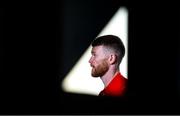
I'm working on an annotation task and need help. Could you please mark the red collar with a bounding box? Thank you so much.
[99,72,127,96]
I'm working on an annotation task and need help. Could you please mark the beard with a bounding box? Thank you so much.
[91,60,109,77]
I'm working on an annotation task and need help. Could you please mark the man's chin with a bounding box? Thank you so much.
[91,73,99,77]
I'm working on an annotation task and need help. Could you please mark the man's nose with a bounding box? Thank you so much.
[89,57,92,64]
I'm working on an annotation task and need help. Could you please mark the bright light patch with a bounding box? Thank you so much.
[61,7,128,96]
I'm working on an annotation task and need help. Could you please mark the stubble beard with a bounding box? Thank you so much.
[91,60,109,77]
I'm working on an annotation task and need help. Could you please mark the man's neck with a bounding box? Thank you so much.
[100,68,119,87]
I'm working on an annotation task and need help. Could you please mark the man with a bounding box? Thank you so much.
[89,35,127,97]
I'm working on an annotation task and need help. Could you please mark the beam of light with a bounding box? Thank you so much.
[61,7,128,96]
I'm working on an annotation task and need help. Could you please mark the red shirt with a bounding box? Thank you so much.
[99,72,127,97]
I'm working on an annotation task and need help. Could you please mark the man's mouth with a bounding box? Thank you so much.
[90,64,94,67]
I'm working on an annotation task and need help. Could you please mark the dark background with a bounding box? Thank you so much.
[2,0,180,114]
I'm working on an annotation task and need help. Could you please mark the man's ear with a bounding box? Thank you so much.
[109,54,117,65]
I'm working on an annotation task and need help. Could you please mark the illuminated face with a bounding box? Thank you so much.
[89,45,109,77]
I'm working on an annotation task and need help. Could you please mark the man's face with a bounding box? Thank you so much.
[89,45,109,77]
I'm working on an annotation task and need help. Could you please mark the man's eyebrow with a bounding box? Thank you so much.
[91,51,95,54]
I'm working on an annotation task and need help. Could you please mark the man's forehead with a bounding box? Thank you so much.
[92,45,104,52]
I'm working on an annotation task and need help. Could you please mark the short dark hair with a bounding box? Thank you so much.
[91,35,125,64]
